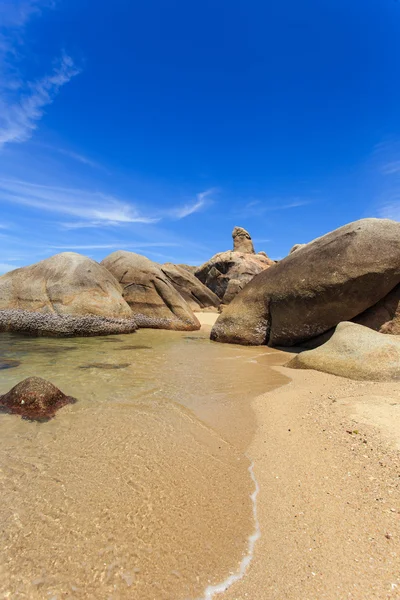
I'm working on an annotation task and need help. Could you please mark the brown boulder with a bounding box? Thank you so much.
[0,377,76,420]
[195,251,273,305]
[0,309,137,337]
[354,284,400,335]
[232,226,255,253]
[0,253,132,319]
[101,251,200,331]
[287,322,400,381]
[161,263,220,312]
[211,219,400,346]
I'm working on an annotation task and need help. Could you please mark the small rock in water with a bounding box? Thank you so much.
[0,377,76,420]
[78,363,131,370]
[0,358,21,370]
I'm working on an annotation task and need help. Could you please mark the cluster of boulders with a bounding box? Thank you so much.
[211,218,400,381]
[195,226,274,305]
[0,225,272,337]
[0,218,399,395]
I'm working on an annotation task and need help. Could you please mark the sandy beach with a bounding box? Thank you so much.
[221,366,400,600]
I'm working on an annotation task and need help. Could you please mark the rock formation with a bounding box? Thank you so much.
[0,377,76,420]
[289,243,306,254]
[353,284,400,335]
[0,252,132,319]
[287,322,400,381]
[195,227,274,305]
[101,251,200,331]
[161,263,220,312]
[232,226,255,253]
[211,218,400,346]
[0,310,137,337]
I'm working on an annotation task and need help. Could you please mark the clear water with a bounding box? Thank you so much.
[0,326,288,599]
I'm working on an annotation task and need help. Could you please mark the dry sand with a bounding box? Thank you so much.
[221,367,400,600]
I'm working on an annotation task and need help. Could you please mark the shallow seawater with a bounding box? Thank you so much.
[0,326,289,599]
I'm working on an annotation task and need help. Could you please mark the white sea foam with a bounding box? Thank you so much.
[197,460,261,600]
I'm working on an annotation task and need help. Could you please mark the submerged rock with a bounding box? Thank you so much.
[0,377,76,420]
[0,309,137,337]
[287,322,400,381]
[78,363,131,369]
[0,358,21,370]
[211,218,400,346]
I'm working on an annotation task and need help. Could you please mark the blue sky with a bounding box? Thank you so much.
[0,0,399,274]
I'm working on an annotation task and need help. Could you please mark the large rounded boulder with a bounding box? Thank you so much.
[0,253,136,336]
[0,252,132,318]
[211,219,400,346]
[101,251,200,330]
[287,322,400,381]
[161,263,220,312]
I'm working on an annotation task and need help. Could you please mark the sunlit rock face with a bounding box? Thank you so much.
[0,253,133,319]
[101,251,201,331]
[211,218,400,346]
[195,227,274,306]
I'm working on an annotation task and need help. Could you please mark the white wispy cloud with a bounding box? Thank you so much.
[240,198,312,218]
[376,197,400,221]
[170,189,215,219]
[0,1,79,148]
[54,148,101,169]
[0,178,159,225]
[0,262,19,274]
[0,54,80,147]
[381,161,400,176]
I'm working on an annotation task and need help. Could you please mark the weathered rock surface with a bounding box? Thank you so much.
[101,251,200,330]
[232,226,255,254]
[289,243,306,254]
[161,263,220,312]
[176,264,197,274]
[287,322,400,381]
[0,309,137,337]
[0,253,132,319]
[211,219,400,346]
[195,251,273,305]
[0,377,76,420]
[354,284,400,335]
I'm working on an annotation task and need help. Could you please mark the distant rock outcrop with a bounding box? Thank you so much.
[0,252,132,319]
[287,322,400,381]
[211,219,400,346]
[0,377,76,420]
[195,226,274,305]
[232,226,255,254]
[101,251,200,331]
[161,263,220,312]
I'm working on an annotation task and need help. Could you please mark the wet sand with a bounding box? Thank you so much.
[0,316,288,600]
[221,367,400,600]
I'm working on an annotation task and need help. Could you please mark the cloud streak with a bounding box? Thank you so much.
[0,54,80,147]
[169,188,215,219]
[0,178,159,225]
[0,2,79,148]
